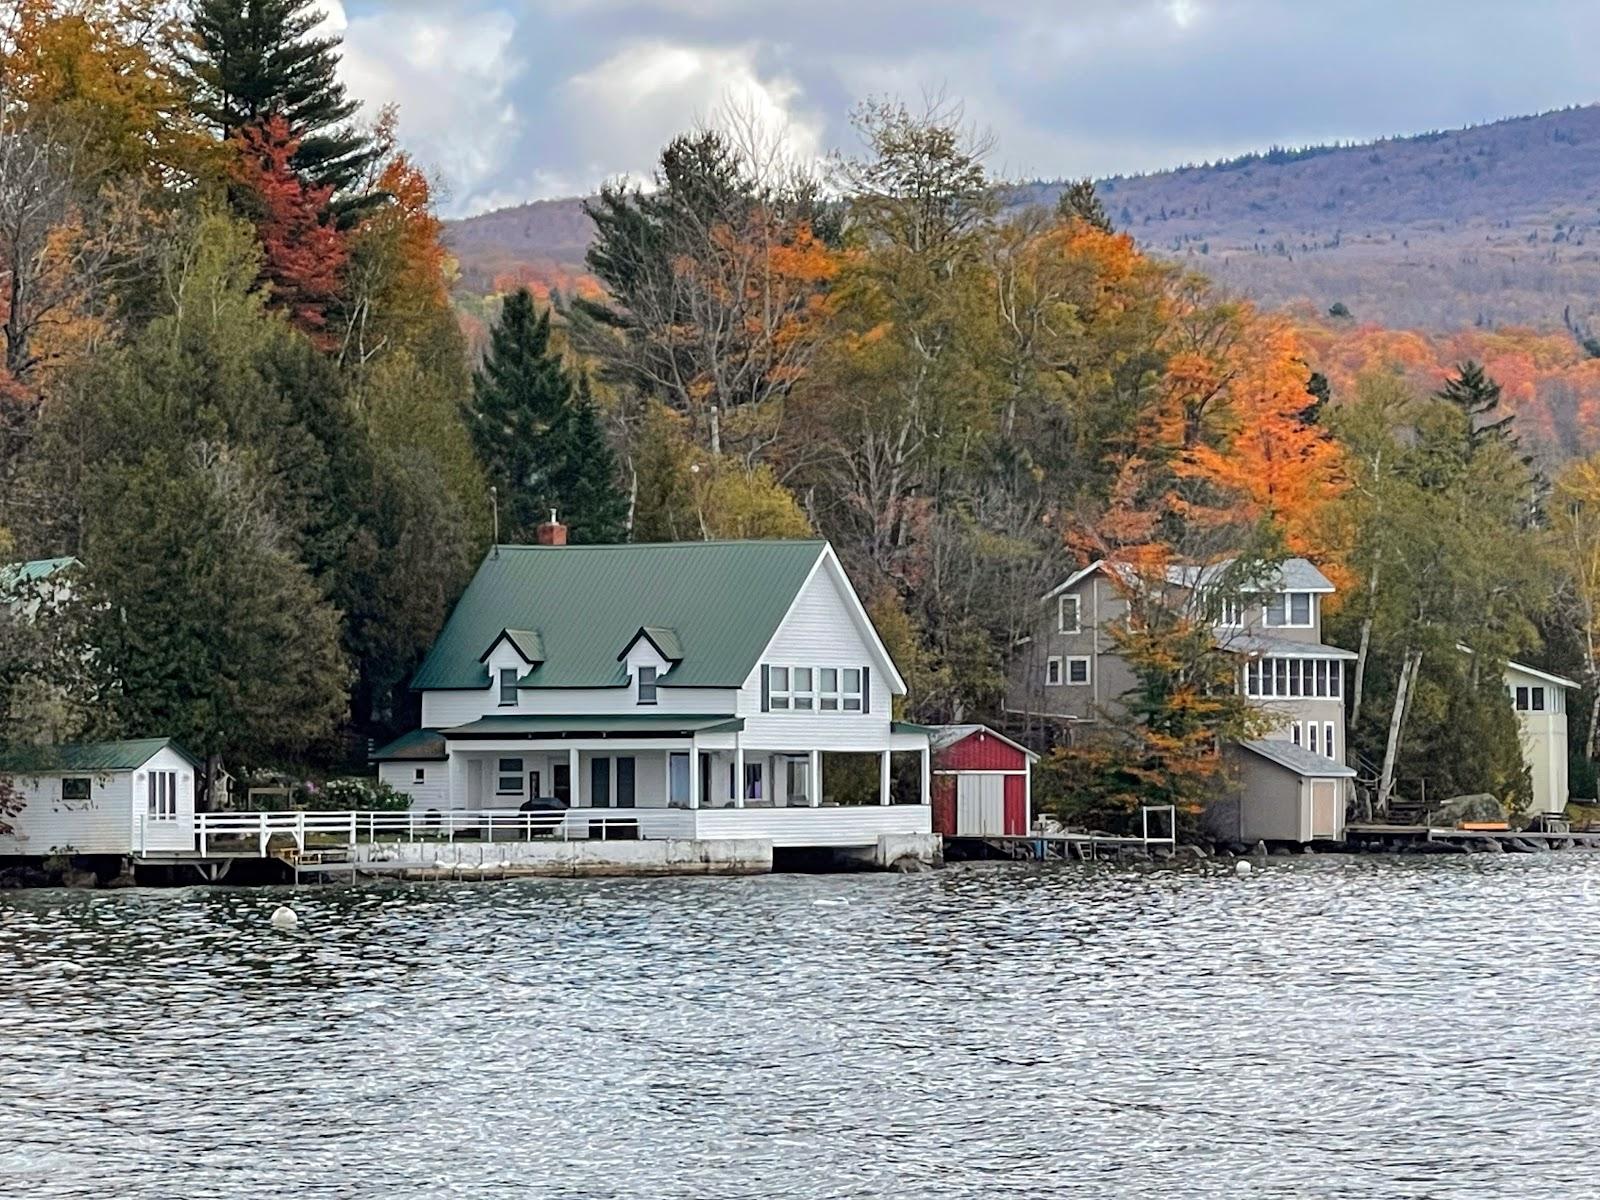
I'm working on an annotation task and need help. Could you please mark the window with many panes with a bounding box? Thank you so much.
[496,757,524,795]
[1245,657,1343,700]
[1264,591,1314,628]
[768,665,864,712]
[1217,596,1244,628]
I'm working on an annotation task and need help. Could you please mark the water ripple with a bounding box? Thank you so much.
[2,855,1599,1198]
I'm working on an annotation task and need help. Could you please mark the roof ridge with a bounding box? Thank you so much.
[491,539,827,551]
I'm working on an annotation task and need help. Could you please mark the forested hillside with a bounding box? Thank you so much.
[448,105,1600,334]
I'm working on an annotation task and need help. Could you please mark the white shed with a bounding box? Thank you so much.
[1505,660,1576,817]
[0,738,200,857]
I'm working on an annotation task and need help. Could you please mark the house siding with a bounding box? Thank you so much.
[0,746,195,856]
[1006,573,1135,726]
[737,560,895,752]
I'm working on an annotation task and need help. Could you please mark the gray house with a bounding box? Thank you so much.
[1007,557,1356,843]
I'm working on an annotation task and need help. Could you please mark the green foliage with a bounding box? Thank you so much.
[545,378,629,544]
[1056,178,1113,232]
[1436,360,1514,450]
[467,289,571,539]
[79,445,350,765]
[179,0,379,205]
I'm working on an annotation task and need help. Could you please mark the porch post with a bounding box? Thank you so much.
[689,737,700,809]
[879,749,892,806]
[448,747,468,809]
[568,745,580,807]
[808,748,821,808]
[733,736,745,808]
[919,743,931,805]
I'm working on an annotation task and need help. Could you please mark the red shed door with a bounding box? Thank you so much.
[931,776,957,836]
[1003,775,1027,836]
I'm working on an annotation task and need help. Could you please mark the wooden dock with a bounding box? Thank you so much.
[948,805,1178,863]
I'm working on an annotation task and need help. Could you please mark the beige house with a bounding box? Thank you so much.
[1007,557,1356,843]
[1504,659,1575,816]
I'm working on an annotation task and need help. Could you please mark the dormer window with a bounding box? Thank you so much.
[1264,592,1313,628]
[498,668,518,706]
[638,665,658,705]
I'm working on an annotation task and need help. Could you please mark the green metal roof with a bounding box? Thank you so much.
[412,541,827,691]
[443,714,743,738]
[619,625,683,663]
[480,628,545,664]
[0,556,78,593]
[0,737,198,774]
[370,728,449,761]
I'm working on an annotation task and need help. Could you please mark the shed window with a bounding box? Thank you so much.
[498,667,518,706]
[1514,686,1529,711]
[638,665,657,705]
[147,771,177,820]
[496,757,524,795]
[62,777,91,802]
[1531,686,1546,712]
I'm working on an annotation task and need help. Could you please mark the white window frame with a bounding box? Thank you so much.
[1058,594,1081,634]
[413,767,426,785]
[767,664,865,713]
[1066,656,1091,685]
[1217,596,1243,628]
[498,667,518,707]
[1264,591,1315,629]
[1046,656,1063,687]
[637,665,658,705]
[496,757,525,796]
[147,771,178,821]
[1323,722,1337,760]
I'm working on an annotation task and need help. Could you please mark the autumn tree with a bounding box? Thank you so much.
[573,127,838,459]
[231,114,347,343]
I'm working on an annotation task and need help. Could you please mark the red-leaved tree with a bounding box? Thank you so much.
[231,114,347,345]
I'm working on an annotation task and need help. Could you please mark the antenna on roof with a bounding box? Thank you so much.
[490,486,500,558]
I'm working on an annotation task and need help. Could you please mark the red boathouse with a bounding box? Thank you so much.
[928,725,1036,838]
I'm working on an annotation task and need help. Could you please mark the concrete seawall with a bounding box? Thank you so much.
[347,837,773,879]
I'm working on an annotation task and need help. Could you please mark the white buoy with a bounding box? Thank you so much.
[1234,860,1253,877]
[269,904,299,929]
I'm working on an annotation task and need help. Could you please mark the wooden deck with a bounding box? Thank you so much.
[1345,823,1600,848]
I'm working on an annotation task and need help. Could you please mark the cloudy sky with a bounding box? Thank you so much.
[321,0,1600,218]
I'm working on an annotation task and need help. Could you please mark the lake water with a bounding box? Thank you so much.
[2,855,1598,1199]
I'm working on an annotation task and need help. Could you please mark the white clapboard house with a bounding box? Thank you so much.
[372,526,934,849]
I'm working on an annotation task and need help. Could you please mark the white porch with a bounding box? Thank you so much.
[422,727,932,849]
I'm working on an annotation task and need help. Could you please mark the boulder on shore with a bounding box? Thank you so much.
[1427,793,1505,827]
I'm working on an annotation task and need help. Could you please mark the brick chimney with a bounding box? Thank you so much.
[536,509,568,547]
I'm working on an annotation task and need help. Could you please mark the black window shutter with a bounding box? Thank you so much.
[761,664,771,712]
[862,666,871,714]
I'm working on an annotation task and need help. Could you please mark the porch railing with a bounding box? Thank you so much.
[153,809,660,858]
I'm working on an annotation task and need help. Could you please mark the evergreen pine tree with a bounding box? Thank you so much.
[1056,178,1113,233]
[179,0,379,205]
[467,289,571,540]
[547,377,628,544]
[1437,360,1514,450]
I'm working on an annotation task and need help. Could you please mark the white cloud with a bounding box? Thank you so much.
[315,0,525,216]
[560,41,826,190]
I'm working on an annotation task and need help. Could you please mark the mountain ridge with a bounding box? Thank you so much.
[445,103,1600,332]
